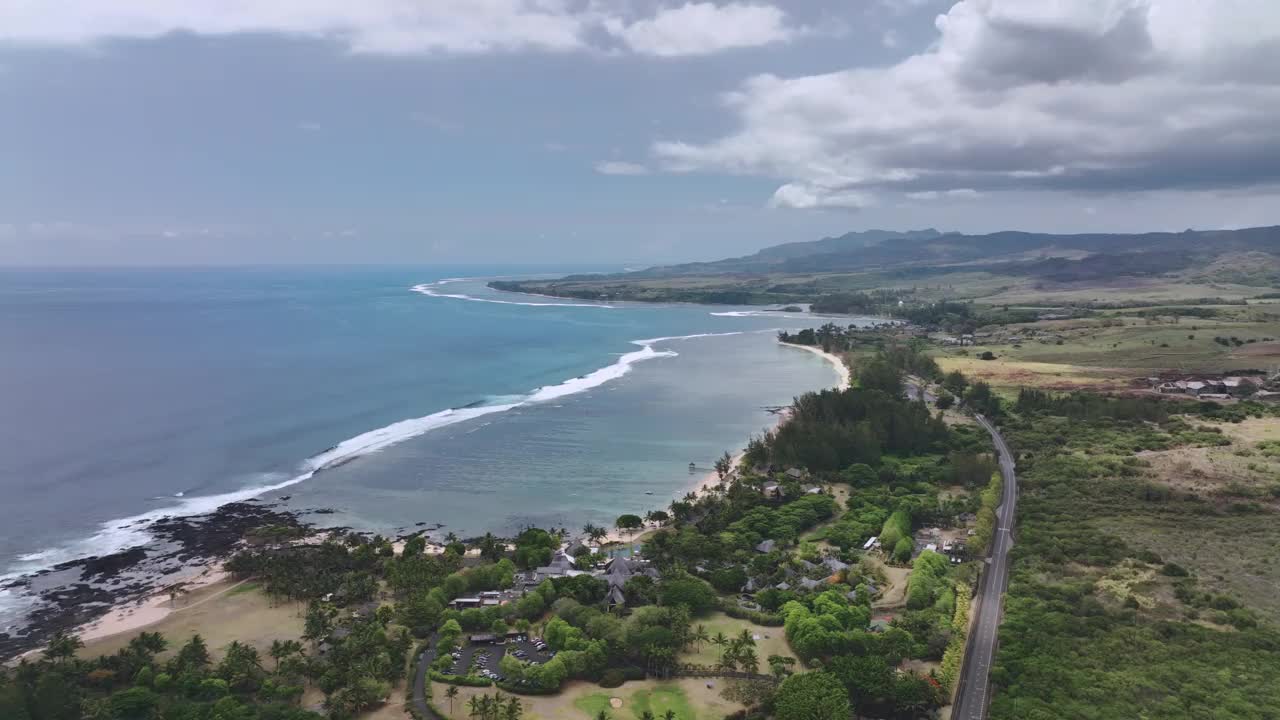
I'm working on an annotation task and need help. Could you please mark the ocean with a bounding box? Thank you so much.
[0,266,861,632]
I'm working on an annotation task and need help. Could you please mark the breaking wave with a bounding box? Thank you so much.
[1,338,678,587]
[411,279,614,308]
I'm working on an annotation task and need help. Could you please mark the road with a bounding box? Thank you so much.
[951,413,1018,720]
[411,634,442,720]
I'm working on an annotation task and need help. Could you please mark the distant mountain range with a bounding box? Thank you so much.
[597,225,1280,280]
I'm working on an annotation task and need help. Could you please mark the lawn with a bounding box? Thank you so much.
[81,580,305,661]
[678,612,796,671]
[432,679,743,720]
[940,316,1280,374]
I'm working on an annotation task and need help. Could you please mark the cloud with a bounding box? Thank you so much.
[603,2,799,57]
[0,1,798,56]
[652,0,1280,208]
[595,160,650,176]
[906,188,982,200]
[769,183,874,210]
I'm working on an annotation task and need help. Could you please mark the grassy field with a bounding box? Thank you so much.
[938,314,1280,375]
[678,612,796,670]
[1114,416,1280,623]
[431,679,743,720]
[935,355,1127,392]
[80,581,305,661]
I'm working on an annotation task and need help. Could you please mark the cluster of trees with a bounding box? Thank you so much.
[0,631,323,720]
[457,692,523,720]
[778,590,944,717]
[878,510,915,564]
[727,494,838,547]
[991,388,1280,718]
[748,385,948,472]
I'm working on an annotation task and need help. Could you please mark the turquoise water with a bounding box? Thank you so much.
[0,267,859,625]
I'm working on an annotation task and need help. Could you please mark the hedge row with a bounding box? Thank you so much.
[429,671,492,687]
[720,602,784,626]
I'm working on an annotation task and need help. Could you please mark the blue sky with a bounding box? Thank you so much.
[3,1,1280,265]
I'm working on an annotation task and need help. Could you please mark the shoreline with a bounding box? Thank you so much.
[6,334,853,656]
[779,341,852,391]
[599,340,849,548]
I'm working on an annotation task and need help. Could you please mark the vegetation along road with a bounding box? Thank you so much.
[952,414,1018,720]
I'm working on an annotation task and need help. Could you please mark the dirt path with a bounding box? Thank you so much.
[869,558,911,609]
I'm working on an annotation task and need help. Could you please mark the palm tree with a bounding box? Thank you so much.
[692,624,709,651]
[711,631,728,662]
[445,685,460,715]
[42,630,83,664]
[640,712,656,720]
[467,695,482,719]
[595,712,611,720]
[663,712,677,720]
[503,696,523,720]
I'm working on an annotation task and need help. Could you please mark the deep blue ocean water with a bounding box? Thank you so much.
[0,266,858,627]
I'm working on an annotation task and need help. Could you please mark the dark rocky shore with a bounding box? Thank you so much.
[0,501,315,661]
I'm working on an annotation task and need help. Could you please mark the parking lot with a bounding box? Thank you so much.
[441,635,555,682]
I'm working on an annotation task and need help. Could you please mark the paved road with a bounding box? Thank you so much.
[411,634,442,720]
[951,413,1018,720]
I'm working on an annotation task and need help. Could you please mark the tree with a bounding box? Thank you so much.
[714,451,734,480]
[106,686,159,720]
[216,641,263,693]
[657,574,716,614]
[774,672,853,720]
[768,654,797,680]
[303,601,337,647]
[841,463,877,487]
[692,624,710,651]
[942,370,968,396]
[445,686,460,714]
[269,639,303,671]
[173,634,211,673]
[615,514,643,537]
[42,630,83,664]
[645,510,670,525]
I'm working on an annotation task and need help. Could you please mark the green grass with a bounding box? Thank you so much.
[573,686,697,720]
[226,581,260,596]
[572,692,615,719]
[630,685,696,720]
[678,613,795,670]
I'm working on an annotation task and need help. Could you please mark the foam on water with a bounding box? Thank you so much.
[411,279,615,308]
[2,335,680,586]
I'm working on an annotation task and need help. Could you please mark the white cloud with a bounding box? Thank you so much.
[907,188,982,200]
[0,1,798,56]
[595,160,651,175]
[603,2,799,57]
[653,0,1280,208]
[769,183,874,210]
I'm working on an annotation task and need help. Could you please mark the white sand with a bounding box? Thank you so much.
[76,562,232,643]
[779,342,852,390]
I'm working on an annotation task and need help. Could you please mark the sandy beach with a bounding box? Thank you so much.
[780,342,852,391]
[598,342,849,547]
[75,561,232,643]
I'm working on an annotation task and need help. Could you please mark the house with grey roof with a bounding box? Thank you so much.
[822,557,849,573]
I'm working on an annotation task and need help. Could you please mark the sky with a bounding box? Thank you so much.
[2,0,1280,266]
